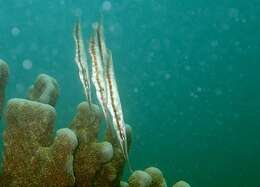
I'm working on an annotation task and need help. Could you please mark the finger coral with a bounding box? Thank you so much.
[69,102,114,186]
[128,170,152,187]
[145,167,167,187]
[28,73,59,106]
[2,99,77,186]
[125,167,167,187]
[0,64,191,187]
[172,180,191,187]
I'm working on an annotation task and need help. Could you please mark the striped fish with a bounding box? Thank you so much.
[89,22,132,171]
[105,51,131,169]
[73,20,92,106]
[88,23,110,126]
[96,22,108,68]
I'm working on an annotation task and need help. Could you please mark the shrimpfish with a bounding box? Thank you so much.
[73,20,92,106]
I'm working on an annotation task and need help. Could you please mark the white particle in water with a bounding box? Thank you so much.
[102,1,112,11]
[29,43,39,51]
[11,27,20,36]
[185,65,191,71]
[22,59,33,70]
[234,41,240,46]
[241,18,247,23]
[211,40,219,47]
[109,24,115,32]
[221,23,230,31]
[228,8,239,19]
[74,8,82,16]
[59,0,65,5]
[133,88,139,93]
[190,92,198,99]
[215,88,223,96]
[149,81,155,87]
[164,73,171,80]
[15,83,25,94]
[196,87,202,92]
[151,38,160,50]
[91,22,98,29]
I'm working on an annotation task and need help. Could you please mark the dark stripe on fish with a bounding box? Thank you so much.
[89,34,107,109]
[74,21,91,105]
[106,53,125,141]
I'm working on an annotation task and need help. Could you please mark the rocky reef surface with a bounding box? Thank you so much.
[0,61,191,187]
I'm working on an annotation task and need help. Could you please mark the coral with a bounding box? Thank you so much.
[125,167,167,187]
[0,71,191,187]
[69,101,132,187]
[120,181,129,187]
[128,170,152,187]
[172,180,191,187]
[69,102,112,186]
[28,73,59,106]
[145,167,167,187]
[93,123,132,187]
[2,99,77,186]
[0,59,9,117]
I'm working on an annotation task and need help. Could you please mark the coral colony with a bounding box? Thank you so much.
[0,20,190,187]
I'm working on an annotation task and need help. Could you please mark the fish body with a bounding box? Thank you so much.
[89,22,132,171]
[88,23,110,124]
[96,23,108,67]
[105,51,130,166]
[73,20,92,106]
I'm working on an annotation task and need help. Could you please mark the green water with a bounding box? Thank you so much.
[0,0,260,186]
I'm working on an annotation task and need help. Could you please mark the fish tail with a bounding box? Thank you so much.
[87,94,92,111]
[104,109,115,136]
[123,140,133,173]
[126,155,133,173]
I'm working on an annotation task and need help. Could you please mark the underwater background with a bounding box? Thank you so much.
[0,0,260,186]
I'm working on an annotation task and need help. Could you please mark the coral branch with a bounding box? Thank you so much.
[28,74,59,106]
[128,170,152,187]
[172,181,191,187]
[145,167,167,187]
[2,99,77,186]
[126,167,167,187]
[0,72,191,187]
[94,124,132,187]
[69,102,114,186]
